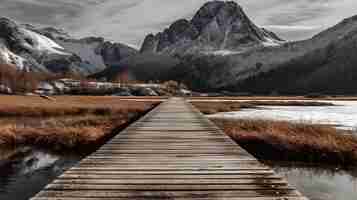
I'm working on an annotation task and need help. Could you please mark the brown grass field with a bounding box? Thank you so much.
[0,95,161,117]
[210,118,357,166]
[0,95,160,150]
[191,100,334,114]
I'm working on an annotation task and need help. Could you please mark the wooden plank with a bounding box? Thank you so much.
[52,179,288,185]
[33,197,308,200]
[35,191,305,199]
[83,156,255,160]
[79,160,261,164]
[58,174,282,179]
[61,170,277,175]
[45,184,294,191]
[31,97,308,200]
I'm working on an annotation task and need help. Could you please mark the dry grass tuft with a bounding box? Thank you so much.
[0,95,157,117]
[192,102,254,114]
[211,118,357,166]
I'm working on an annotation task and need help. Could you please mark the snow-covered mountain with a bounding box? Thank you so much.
[140,1,284,55]
[0,17,138,76]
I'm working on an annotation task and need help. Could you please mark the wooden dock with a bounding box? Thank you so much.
[31,97,308,200]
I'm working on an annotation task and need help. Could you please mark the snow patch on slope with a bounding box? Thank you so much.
[208,50,243,56]
[23,29,70,55]
[58,40,107,71]
[262,37,282,47]
[0,39,26,69]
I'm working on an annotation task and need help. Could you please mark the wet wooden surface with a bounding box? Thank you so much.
[31,98,308,200]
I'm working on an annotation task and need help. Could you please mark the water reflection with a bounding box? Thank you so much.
[0,147,83,200]
[267,162,357,200]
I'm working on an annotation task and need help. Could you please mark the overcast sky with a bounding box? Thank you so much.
[1,0,357,47]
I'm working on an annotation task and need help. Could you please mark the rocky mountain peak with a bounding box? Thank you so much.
[140,1,283,54]
[191,1,243,32]
[0,17,28,51]
[35,27,72,41]
[0,17,17,28]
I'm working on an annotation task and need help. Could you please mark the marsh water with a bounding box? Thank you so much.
[0,147,83,200]
[268,163,357,200]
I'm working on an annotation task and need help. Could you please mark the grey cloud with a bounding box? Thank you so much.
[0,0,91,26]
[0,0,356,46]
[266,7,329,26]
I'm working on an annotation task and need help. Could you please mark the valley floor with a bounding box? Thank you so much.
[0,95,356,167]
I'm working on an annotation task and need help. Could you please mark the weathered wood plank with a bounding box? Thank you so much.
[35,190,305,199]
[61,170,277,175]
[58,174,282,179]
[52,179,288,185]
[34,197,308,200]
[45,184,294,191]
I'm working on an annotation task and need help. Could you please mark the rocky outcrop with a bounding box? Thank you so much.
[140,1,283,54]
[0,18,28,52]
[98,41,138,68]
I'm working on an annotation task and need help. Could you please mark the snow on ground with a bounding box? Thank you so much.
[23,29,70,55]
[262,37,282,47]
[208,101,357,131]
[210,50,243,56]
